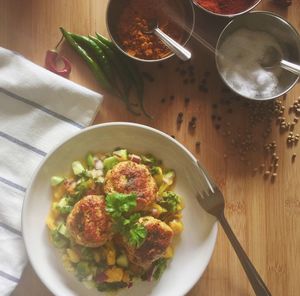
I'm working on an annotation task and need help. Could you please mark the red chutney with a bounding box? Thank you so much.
[196,0,257,15]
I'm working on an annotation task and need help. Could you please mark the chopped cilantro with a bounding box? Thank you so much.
[105,193,147,248]
[153,258,167,280]
[158,191,181,212]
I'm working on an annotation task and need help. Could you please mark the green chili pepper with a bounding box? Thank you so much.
[89,35,140,116]
[96,33,152,119]
[69,33,114,85]
[89,35,131,94]
[59,27,112,91]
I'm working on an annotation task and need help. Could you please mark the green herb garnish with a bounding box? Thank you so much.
[105,193,147,247]
[158,191,181,213]
[153,258,167,280]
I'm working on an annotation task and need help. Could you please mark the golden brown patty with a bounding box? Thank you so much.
[123,216,173,268]
[66,195,112,247]
[104,161,158,210]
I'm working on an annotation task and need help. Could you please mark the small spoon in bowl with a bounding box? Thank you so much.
[143,20,191,61]
[260,46,300,75]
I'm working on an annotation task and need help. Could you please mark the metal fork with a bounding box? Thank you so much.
[195,160,272,296]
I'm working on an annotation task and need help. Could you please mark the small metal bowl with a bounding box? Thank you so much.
[106,0,195,63]
[215,11,300,101]
[192,0,261,18]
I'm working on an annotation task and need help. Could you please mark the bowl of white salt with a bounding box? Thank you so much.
[215,11,300,100]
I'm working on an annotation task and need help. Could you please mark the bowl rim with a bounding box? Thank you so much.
[192,0,261,18]
[22,122,218,296]
[215,10,300,101]
[105,0,196,63]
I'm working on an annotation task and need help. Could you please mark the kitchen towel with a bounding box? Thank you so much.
[0,47,103,295]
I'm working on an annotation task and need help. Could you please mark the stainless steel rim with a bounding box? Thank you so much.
[215,11,300,101]
[105,0,195,63]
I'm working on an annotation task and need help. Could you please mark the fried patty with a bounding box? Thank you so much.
[66,195,112,247]
[123,216,173,268]
[104,161,158,210]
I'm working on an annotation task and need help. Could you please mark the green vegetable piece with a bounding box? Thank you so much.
[50,176,64,186]
[158,191,181,213]
[150,166,163,186]
[103,156,119,173]
[128,222,147,248]
[56,197,73,214]
[158,170,175,195]
[72,161,85,175]
[105,193,137,217]
[113,149,128,161]
[86,153,94,169]
[141,154,157,165]
[57,223,70,238]
[80,247,94,261]
[153,258,167,280]
[59,28,112,91]
[95,33,151,118]
[76,261,91,277]
[70,34,114,86]
[97,282,127,292]
[83,280,96,289]
[105,193,147,247]
[116,254,129,268]
[50,229,69,248]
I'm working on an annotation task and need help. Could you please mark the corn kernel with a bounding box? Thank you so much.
[46,215,56,231]
[106,248,116,265]
[164,246,173,259]
[66,248,80,263]
[152,203,167,215]
[105,267,124,282]
[169,220,183,235]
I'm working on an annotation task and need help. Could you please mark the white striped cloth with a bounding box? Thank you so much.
[0,47,103,295]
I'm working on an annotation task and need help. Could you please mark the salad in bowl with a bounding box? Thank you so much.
[47,149,184,292]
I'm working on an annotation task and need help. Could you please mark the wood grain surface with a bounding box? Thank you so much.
[1,0,299,295]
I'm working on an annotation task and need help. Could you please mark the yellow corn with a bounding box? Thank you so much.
[106,247,116,265]
[122,271,130,283]
[164,246,173,258]
[66,248,80,263]
[46,214,56,231]
[53,185,65,202]
[105,267,124,282]
[152,203,167,215]
[169,220,183,235]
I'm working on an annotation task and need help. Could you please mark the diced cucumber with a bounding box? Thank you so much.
[80,247,94,261]
[50,229,69,248]
[113,149,128,161]
[76,261,91,277]
[57,223,70,238]
[158,171,175,195]
[86,153,94,169]
[56,197,73,214]
[116,254,128,268]
[103,156,119,173]
[83,280,96,289]
[50,176,64,186]
[141,154,157,165]
[72,161,85,175]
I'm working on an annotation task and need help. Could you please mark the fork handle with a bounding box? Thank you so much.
[218,213,272,296]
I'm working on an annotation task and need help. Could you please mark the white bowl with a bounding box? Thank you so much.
[22,122,217,296]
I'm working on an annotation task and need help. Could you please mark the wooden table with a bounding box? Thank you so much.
[1,0,299,295]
